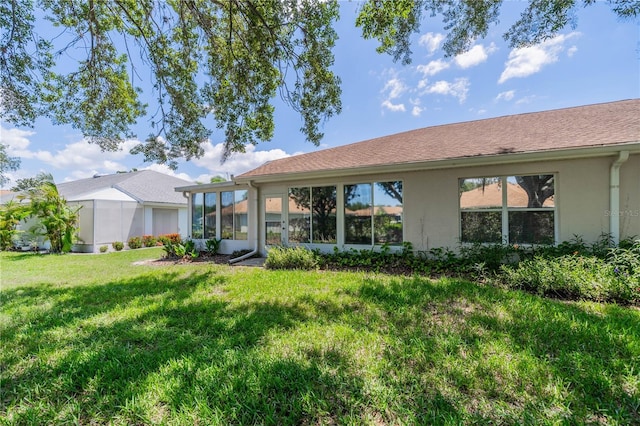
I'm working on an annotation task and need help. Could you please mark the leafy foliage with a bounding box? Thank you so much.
[265,245,319,270]
[0,143,20,187]
[127,236,143,249]
[0,200,29,250]
[357,0,639,62]
[18,181,79,253]
[3,1,635,167]
[205,238,222,255]
[112,241,124,251]
[1,0,341,168]
[10,172,54,192]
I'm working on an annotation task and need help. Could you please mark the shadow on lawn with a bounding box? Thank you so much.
[354,276,640,423]
[2,272,638,424]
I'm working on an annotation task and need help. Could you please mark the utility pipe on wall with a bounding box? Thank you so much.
[610,151,629,245]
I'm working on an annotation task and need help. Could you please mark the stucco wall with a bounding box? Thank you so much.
[253,153,638,252]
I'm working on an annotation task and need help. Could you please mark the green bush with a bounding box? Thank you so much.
[265,246,319,270]
[112,241,124,251]
[127,236,142,249]
[99,245,108,253]
[142,235,157,247]
[500,250,640,304]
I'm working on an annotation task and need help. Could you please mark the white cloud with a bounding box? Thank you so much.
[422,78,470,103]
[1,127,35,154]
[454,43,497,69]
[496,90,516,101]
[191,142,292,177]
[382,78,406,99]
[411,106,424,117]
[416,59,450,76]
[567,45,578,57]
[380,74,407,112]
[499,33,580,83]
[381,100,406,112]
[419,32,445,55]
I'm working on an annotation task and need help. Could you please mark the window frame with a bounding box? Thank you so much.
[458,174,557,245]
[344,180,404,247]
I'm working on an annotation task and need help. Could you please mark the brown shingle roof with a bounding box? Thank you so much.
[239,99,639,179]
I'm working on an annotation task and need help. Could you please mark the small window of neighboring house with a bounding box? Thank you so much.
[459,175,555,244]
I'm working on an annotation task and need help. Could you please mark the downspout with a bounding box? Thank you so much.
[610,151,629,245]
[183,192,190,239]
[229,181,259,264]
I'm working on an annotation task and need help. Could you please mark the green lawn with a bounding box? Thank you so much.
[1,249,639,425]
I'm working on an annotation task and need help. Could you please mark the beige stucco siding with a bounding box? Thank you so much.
[253,154,638,251]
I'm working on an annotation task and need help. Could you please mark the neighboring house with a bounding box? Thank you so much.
[176,99,640,258]
[58,170,193,252]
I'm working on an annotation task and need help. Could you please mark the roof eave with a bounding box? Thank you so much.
[235,142,640,184]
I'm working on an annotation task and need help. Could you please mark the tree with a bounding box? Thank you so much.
[0,199,29,250]
[2,1,636,168]
[0,143,20,187]
[1,0,341,169]
[18,181,80,253]
[356,0,639,63]
[10,172,54,192]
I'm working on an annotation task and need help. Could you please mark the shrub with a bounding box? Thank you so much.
[499,252,639,304]
[112,241,124,251]
[142,235,157,247]
[205,238,222,255]
[159,233,181,245]
[265,246,319,270]
[127,236,142,249]
[99,245,108,253]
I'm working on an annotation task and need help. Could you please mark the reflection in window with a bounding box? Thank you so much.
[345,183,372,244]
[220,191,234,239]
[344,181,403,246]
[288,186,337,243]
[288,188,311,243]
[191,193,203,239]
[459,175,555,244]
[234,190,248,240]
[204,192,216,239]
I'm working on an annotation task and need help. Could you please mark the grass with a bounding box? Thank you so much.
[1,249,639,425]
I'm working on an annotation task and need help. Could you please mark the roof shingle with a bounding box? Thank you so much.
[238,99,640,179]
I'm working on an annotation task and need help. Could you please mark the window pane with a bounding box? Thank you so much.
[234,190,248,240]
[204,192,216,239]
[221,191,234,239]
[288,188,311,243]
[508,175,555,208]
[459,177,502,209]
[374,182,403,245]
[312,186,337,243]
[509,211,555,244]
[345,183,372,244]
[191,193,203,239]
[461,211,502,243]
[265,197,282,245]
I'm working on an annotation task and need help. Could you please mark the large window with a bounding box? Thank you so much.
[288,186,337,244]
[192,192,217,239]
[204,193,216,239]
[344,181,403,245]
[191,193,204,239]
[459,175,555,244]
[221,190,248,240]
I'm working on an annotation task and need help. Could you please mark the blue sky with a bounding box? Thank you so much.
[1,1,638,187]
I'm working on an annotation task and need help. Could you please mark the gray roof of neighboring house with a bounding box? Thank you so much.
[239,99,640,179]
[57,170,193,204]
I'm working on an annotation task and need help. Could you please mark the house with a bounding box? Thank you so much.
[58,170,193,252]
[176,99,640,259]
